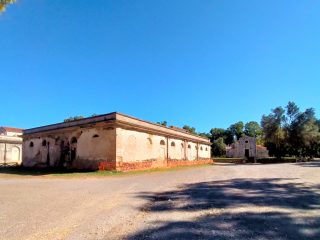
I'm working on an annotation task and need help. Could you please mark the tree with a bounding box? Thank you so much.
[244,121,262,137]
[183,125,196,134]
[287,107,320,158]
[210,128,225,141]
[157,121,167,126]
[229,121,244,140]
[0,0,15,12]
[198,132,211,138]
[261,106,287,158]
[64,116,85,122]
[211,137,226,157]
[261,102,320,159]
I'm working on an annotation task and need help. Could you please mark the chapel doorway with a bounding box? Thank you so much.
[245,149,250,159]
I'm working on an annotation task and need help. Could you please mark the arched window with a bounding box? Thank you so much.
[160,140,166,145]
[205,147,208,151]
[93,134,99,138]
[42,140,47,146]
[29,141,34,147]
[71,137,77,144]
[188,144,191,149]
[200,146,203,151]
[171,141,175,147]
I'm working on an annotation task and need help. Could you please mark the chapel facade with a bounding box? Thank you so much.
[226,136,269,160]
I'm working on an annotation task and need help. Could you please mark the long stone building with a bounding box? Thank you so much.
[22,112,211,171]
[0,127,23,166]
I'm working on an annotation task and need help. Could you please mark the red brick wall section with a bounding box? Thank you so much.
[167,159,213,168]
[117,158,213,171]
[117,159,167,171]
[98,161,117,171]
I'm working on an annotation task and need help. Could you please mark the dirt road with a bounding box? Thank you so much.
[0,162,319,240]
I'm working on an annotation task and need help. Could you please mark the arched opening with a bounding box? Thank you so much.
[188,144,191,149]
[11,146,20,162]
[42,140,47,146]
[29,142,34,147]
[93,134,99,138]
[171,141,176,147]
[200,146,203,151]
[160,140,166,145]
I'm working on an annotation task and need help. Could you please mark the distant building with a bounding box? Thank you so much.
[226,136,269,160]
[22,112,211,171]
[0,127,23,166]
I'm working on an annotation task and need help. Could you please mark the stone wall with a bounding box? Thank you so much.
[23,123,116,170]
[0,142,22,165]
[115,128,211,171]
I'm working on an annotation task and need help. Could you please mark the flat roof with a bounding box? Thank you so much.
[23,112,210,143]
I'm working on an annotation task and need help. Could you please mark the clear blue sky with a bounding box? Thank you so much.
[1,0,319,132]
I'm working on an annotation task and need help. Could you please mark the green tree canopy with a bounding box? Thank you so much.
[64,116,85,122]
[0,0,15,12]
[211,137,226,157]
[229,121,244,140]
[261,102,320,158]
[244,121,262,137]
[157,121,167,126]
[182,125,196,134]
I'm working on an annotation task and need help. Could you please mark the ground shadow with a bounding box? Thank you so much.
[0,166,95,176]
[127,178,320,240]
[294,161,320,168]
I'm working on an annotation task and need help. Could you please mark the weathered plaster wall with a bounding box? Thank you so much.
[75,127,116,169]
[116,128,167,164]
[115,128,211,171]
[23,125,116,170]
[0,142,22,165]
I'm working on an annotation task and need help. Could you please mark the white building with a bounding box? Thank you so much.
[0,127,23,166]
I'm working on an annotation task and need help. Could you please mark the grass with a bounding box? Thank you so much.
[0,164,213,178]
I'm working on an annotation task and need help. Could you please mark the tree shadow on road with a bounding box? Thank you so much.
[294,161,320,168]
[127,178,320,240]
[0,166,95,176]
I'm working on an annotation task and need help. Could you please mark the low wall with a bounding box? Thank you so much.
[167,159,213,167]
[117,158,213,171]
[116,159,166,171]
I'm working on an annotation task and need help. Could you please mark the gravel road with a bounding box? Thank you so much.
[0,162,319,240]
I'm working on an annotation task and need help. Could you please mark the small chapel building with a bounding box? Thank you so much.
[226,136,269,160]
[22,112,212,171]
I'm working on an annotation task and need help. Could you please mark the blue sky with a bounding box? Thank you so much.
[0,0,319,132]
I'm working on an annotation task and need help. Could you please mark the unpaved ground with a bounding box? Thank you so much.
[0,162,319,240]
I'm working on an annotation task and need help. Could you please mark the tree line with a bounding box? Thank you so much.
[158,102,320,159]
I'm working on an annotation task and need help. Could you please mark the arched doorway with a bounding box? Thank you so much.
[11,146,20,163]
